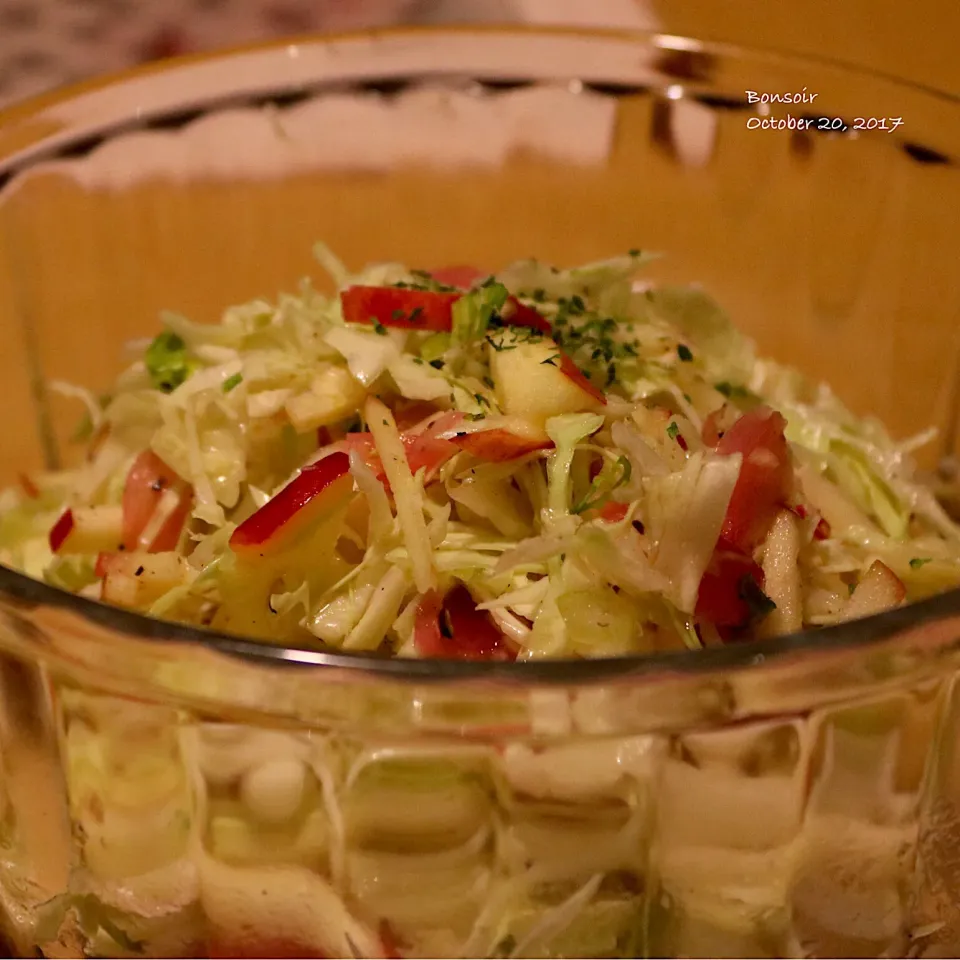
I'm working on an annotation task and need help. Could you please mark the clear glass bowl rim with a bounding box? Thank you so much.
[1,22,959,685]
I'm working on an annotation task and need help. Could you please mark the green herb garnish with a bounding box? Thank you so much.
[222,372,243,393]
[909,557,933,569]
[145,331,193,394]
[677,344,693,362]
[715,381,752,400]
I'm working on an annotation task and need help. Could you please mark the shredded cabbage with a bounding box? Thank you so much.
[643,452,741,613]
[4,242,959,667]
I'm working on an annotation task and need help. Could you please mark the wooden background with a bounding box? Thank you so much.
[0,4,958,483]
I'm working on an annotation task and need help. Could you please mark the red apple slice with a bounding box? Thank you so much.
[499,296,553,334]
[95,551,115,579]
[400,411,462,476]
[49,509,75,553]
[49,505,124,555]
[695,536,767,629]
[709,406,792,553]
[230,452,354,559]
[340,284,553,336]
[842,559,907,621]
[558,352,606,404]
[442,416,553,462]
[122,450,193,552]
[343,413,461,487]
[344,410,550,481]
[341,286,460,331]
[414,585,515,661]
[596,501,630,524]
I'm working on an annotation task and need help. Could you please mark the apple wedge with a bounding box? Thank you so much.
[441,415,552,462]
[49,505,124,555]
[414,586,515,660]
[101,552,189,609]
[122,450,193,552]
[341,285,460,331]
[284,366,367,433]
[230,452,354,560]
[94,551,115,578]
[489,335,605,428]
[840,560,907,622]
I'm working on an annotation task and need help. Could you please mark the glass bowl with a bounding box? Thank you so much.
[1,25,959,960]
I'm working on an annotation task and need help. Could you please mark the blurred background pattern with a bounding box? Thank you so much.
[1,0,957,109]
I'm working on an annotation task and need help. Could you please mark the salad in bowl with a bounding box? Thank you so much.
[2,246,958,659]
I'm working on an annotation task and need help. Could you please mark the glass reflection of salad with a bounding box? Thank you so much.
[3,246,960,657]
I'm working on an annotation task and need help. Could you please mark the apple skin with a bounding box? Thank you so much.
[558,352,606,404]
[230,452,354,558]
[868,560,907,604]
[340,286,459,331]
[95,551,114,578]
[122,450,193,552]
[48,509,75,553]
[340,283,553,336]
[344,411,552,481]
[842,559,906,621]
[444,417,552,462]
[414,586,515,661]
[500,297,553,334]
[49,505,125,555]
